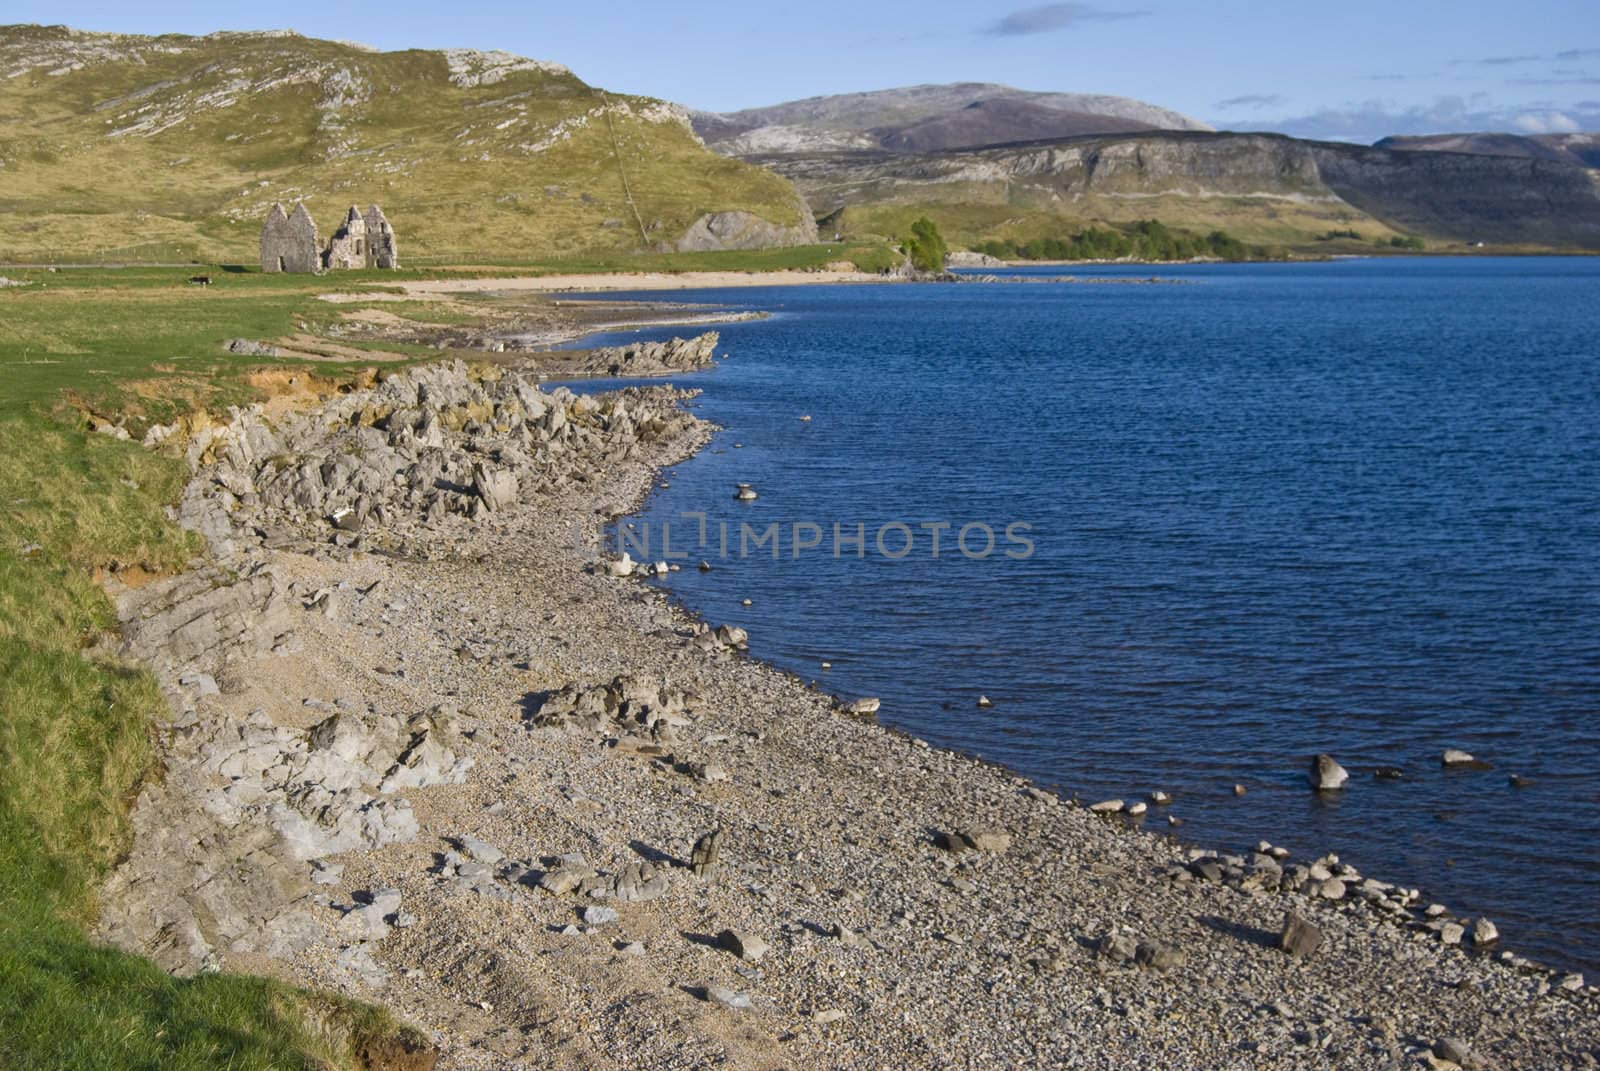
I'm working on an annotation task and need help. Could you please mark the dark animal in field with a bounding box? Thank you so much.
[188,275,212,286]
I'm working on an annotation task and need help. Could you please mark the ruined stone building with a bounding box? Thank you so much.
[260,202,400,273]
[363,205,400,269]
[259,203,321,274]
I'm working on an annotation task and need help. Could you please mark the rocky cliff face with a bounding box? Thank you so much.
[753,131,1600,249]
[1312,141,1600,246]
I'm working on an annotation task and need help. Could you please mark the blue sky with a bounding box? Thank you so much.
[9,1,1600,140]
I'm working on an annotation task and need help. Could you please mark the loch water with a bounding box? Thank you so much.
[566,257,1600,972]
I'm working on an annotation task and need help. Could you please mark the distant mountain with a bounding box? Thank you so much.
[875,99,1159,152]
[1375,132,1600,170]
[0,24,814,263]
[693,82,1209,155]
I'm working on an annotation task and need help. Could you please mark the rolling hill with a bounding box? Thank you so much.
[0,24,815,264]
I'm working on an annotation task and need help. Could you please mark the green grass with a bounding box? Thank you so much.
[0,267,432,1069]
[820,195,1411,256]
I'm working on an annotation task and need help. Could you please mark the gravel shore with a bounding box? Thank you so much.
[102,328,1600,1070]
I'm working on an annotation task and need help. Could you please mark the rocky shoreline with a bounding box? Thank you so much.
[99,334,1599,1069]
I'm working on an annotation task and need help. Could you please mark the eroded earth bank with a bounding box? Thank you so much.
[99,334,1599,1070]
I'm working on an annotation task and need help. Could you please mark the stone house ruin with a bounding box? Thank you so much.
[259,203,322,274]
[260,202,400,273]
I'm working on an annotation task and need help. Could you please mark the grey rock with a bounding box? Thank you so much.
[336,903,391,942]
[673,206,817,253]
[691,829,722,879]
[612,861,670,902]
[472,463,519,512]
[704,985,753,1010]
[1472,917,1499,946]
[310,860,344,886]
[935,828,1010,854]
[1279,913,1323,958]
[539,865,590,895]
[580,333,722,377]
[581,905,619,926]
[225,338,282,358]
[1310,753,1349,790]
[1432,1038,1473,1066]
[1097,933,1138,964]
[335,943,389,985]
[366,887,402,915]
[718,929,769,962]
[1133,940,1184,972]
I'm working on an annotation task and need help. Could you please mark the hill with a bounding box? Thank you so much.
[1375,132,1600,170]
[0,24,815,264]
[692,82,1208,155]
[740,130,1600,253]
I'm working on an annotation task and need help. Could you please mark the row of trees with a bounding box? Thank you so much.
[1317,229,1427,250]
[971,220,1259,263]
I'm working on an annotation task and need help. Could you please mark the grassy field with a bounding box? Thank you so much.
[0,266,434,1069]
[821,197,1414,256]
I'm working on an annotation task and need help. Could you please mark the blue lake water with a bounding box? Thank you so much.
[564,257,1600,973]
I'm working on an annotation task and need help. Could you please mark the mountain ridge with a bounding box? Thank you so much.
[1374,132,1600,170]
[692,82,1210,156]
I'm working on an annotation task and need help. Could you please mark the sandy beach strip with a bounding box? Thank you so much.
[317,269,897,303]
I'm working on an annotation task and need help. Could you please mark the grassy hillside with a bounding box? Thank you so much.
[0,25,809,264]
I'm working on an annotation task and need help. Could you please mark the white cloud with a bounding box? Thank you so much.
[1511,110,1581,133]
[1261,95,1600,142]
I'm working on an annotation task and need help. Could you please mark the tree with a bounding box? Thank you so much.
[903,217,948,273]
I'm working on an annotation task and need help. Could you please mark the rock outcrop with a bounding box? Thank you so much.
[105,555,473,974]
[674,205,818,252]
[165,360,701,554]
[574,332,720,377]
